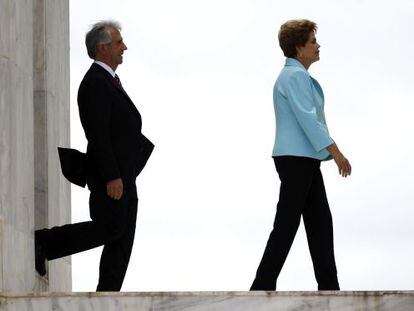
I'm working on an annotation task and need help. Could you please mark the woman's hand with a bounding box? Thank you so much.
[327,144,352,177]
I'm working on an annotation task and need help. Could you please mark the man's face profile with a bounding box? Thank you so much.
[99,27,128,70]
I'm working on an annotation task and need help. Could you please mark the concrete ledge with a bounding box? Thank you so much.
[0,291,413,310]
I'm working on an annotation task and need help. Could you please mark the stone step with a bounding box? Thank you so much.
[1,291,413,310]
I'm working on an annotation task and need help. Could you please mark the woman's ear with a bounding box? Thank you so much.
[296,47,303,58]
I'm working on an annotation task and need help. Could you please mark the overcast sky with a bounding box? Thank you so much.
[69,0,414,291]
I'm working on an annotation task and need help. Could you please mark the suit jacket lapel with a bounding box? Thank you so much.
[91,64,141,118]
[109,77,133,103]
[112,79,141,119]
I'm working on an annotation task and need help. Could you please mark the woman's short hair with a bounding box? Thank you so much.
[278,19,317,58]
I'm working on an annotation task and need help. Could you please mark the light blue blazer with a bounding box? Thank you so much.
[272,58,334,161]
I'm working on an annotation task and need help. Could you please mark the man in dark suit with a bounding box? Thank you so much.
[35,20,153,291]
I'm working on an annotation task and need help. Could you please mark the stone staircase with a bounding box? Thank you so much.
[1,291,413,310]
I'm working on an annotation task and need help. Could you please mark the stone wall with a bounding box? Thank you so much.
[0,0,70,291]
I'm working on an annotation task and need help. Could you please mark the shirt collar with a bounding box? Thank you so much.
[285,57,307,71]
[94,60,116,77]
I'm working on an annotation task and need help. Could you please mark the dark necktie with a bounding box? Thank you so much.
[114,74,122,88]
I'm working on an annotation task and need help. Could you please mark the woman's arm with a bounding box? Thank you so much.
[326,143,352,177]
[284,70,334,153]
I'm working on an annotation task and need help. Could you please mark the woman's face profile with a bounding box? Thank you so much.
[297,31,321,65]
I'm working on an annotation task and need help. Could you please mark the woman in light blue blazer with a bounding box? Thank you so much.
[251,19,351,291]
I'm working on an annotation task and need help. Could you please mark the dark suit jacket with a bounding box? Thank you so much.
[76,63,153,190]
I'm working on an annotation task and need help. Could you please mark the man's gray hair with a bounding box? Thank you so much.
[85,20,122,59]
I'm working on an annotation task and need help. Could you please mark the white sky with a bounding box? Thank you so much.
[69,0,414,291]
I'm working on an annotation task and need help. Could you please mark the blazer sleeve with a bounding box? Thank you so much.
[79,77,121,182]
[285,70,334,152]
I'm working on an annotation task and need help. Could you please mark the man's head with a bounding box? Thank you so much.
[85,20,127,71]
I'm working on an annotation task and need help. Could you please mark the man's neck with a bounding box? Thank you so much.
[94,57,118,71]
[94,60,116,77]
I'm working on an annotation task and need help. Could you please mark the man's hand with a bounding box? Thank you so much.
[106,178,123,200]
[327,144,352,178]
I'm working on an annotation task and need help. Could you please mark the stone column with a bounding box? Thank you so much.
[0,0,71,291]
[33,0,71,291]
[0,0,36,292]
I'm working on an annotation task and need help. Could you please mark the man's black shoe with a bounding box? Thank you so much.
[35,230,47,276]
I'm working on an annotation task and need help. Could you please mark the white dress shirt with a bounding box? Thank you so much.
[94,60,115,78]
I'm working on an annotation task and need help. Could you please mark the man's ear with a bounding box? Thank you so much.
[96,43,106,56]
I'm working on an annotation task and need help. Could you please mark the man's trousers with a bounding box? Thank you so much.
[250,156,339,291]
[37,187,138,291]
